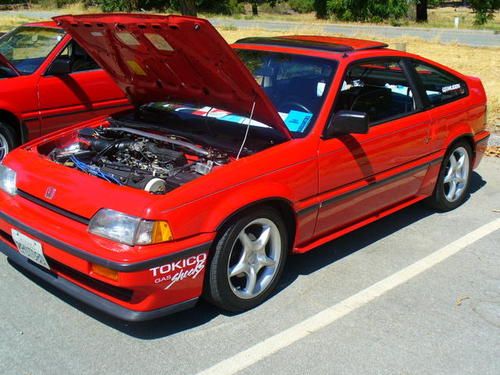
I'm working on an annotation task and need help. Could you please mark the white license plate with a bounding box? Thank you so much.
[11,229,50,270]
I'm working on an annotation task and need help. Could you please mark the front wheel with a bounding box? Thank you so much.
[426,140,472,211]
[205,208,288,312]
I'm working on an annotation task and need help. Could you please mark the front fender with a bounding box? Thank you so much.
[161,156,318,243]
[206,182,296,231]
[166,180,296,238]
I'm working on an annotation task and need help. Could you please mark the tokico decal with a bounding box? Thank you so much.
[150,253,207,290]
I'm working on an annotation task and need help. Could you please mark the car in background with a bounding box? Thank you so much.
[0,14,490,321]
[0,21,130,160]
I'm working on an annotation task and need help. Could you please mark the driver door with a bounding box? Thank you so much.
[314,58,432,237]
[37,40,128,135]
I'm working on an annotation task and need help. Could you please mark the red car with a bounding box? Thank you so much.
[0,21,129,160]
[0,14,489,321]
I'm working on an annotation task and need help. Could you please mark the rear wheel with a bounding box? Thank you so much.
[426,140,472,211]
[0,122,17,161]
[206,208,288,312]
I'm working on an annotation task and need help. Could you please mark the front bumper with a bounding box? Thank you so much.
[0,201,214,321]
[0,240,198,321]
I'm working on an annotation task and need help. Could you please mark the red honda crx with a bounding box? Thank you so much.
[0,14,489,321]
[0,21,129,160]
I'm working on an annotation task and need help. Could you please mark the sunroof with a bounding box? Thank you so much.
[235,36,388,53]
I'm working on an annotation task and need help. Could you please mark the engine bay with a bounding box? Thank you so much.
[47,126,231,195]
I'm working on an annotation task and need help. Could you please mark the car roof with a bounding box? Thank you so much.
[23,21,60,29]
[235,35,388,53]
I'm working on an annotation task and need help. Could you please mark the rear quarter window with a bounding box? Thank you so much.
[412,62,467,106]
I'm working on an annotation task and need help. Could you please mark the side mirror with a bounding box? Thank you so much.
[46,58,71,75]
[323,110,369,138]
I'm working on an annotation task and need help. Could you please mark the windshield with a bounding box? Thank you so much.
[138,51,337,138]
[236,49,337,136]
[0,26,64,74]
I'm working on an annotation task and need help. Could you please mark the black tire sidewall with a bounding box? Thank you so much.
[206,207,289,312]
[434,140,473,211]
[0,122,17,159]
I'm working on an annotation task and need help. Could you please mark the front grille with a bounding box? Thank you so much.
[17,190,90,225]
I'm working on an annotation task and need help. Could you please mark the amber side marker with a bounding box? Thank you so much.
[91,263,119,281]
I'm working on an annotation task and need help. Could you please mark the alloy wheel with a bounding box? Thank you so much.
[227,218,281,299]
[443,146,470,203]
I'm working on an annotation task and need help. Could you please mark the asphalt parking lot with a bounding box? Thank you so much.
[1,157,499,375]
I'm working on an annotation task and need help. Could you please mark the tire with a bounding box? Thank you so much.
[426,140,473,212]
[0,122,17,162]
[205,207,289,312]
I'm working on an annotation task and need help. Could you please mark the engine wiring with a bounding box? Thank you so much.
[69,155,123,185]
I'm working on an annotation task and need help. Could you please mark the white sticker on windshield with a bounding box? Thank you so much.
[91,31,103,37]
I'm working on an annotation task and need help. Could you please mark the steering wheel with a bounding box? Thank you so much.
[279,101,312,114]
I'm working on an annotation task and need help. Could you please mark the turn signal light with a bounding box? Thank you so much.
[152,221,173,244]
[91,263,119,281]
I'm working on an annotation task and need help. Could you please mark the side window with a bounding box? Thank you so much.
[53,41,100,73]
[334,59,416,125]
[412,62,466,106]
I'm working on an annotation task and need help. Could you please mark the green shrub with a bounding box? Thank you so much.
[327,0,409,22]
[95,0,171,11]
[289,0,315,13]
[469,0,500,25]
[55,0,80,7]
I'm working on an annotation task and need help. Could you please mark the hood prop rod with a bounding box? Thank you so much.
[236,100,256,160]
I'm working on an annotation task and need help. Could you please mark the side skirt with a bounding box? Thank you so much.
[293,195,427,254]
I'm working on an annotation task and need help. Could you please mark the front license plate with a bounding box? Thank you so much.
[11,229,50,270]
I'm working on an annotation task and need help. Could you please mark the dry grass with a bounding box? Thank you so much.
[0,16,38,32]
[210,6,500,31]
[427,6,500,31]
[220,28,500,132]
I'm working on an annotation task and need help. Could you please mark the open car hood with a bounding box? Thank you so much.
[53,14,291,139]
[0,52,20,76]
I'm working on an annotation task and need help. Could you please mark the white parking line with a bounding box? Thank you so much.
[197,218,500,375]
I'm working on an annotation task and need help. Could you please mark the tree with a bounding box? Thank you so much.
[251,1,259,15]
[314,0,327,19]
[416,0,428,22]
[178,0,197,16]
[469,0,500,25]
[247,1,278,17]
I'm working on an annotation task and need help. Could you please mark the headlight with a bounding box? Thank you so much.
[0,165,17,196]
[88,209,173,246]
